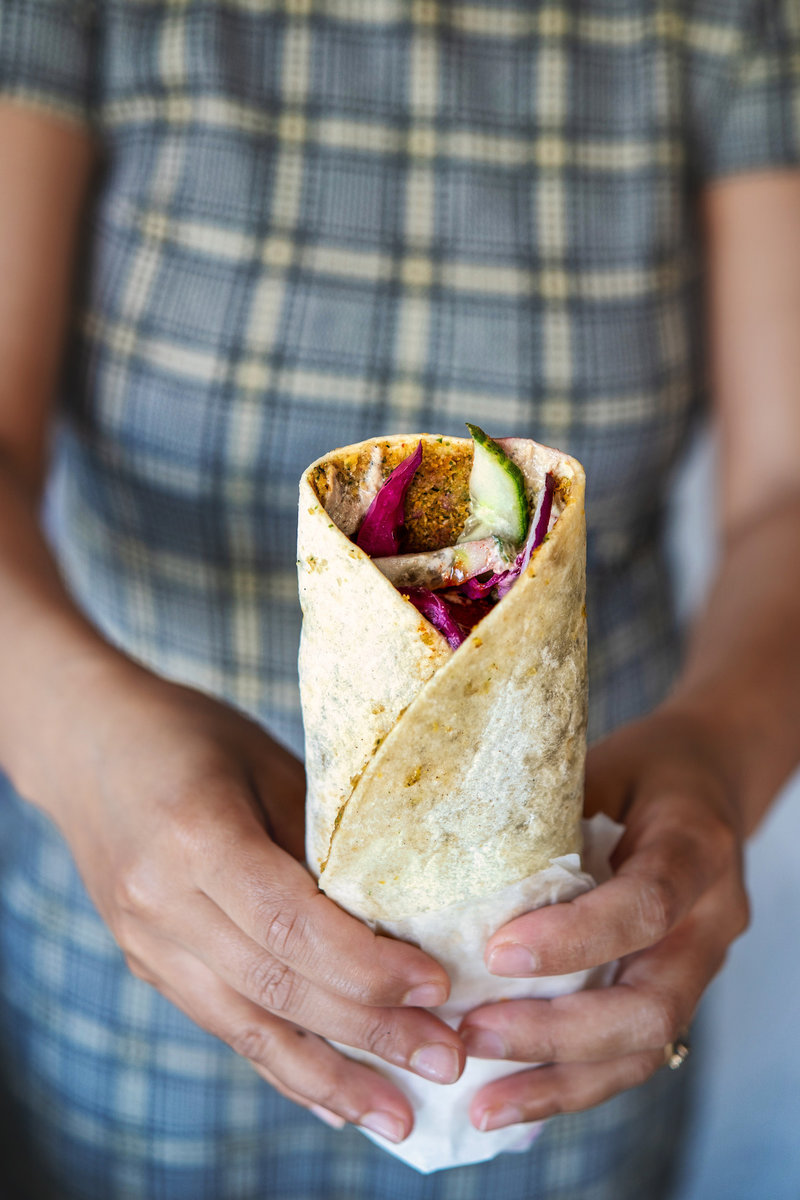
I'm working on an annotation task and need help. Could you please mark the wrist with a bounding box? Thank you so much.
[1,630,140,818]
[655,691,760,839]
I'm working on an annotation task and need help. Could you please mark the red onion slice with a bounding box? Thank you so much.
[401,587,466,649]
[356,442,423,557]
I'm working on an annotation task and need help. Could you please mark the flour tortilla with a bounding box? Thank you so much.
[298,433,587,922]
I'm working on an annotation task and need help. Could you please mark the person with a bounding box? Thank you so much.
[0,1,798,1197]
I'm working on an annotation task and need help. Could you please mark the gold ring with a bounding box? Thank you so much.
[664,1031,691,1070]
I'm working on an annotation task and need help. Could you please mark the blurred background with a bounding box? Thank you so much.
[667,429,800,1200]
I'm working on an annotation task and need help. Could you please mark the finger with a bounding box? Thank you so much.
[616,865,749,994]
[582,724,638,822]
[245,735,307,861]
[247,1060,346,1130]
[461,988,679,1066]
[188,795,451,1008]
[464,871,748,1065]
[486,799,737,976]
[154,891,464,1084]
[248,1059,347,1131]
[130,940,414,1143]
[245,1058,326,1111]
[462,928,706,1064]
[470,1050,667,1131]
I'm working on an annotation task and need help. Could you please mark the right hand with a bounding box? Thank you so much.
[36,655,464,1141]
[0,105,462,1143]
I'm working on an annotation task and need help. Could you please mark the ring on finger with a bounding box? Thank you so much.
[664,1029,691,1071]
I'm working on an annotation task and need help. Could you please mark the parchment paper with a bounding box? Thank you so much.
[339,813,623,1173]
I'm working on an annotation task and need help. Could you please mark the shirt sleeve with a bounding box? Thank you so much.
[690,0,800,183]
[0,0,99,128]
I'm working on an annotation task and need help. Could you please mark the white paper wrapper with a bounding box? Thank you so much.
[339,813,623,1173]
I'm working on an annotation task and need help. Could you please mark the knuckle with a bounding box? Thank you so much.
[636,876,679,943]
[229,1022,276,1066]
[732,887,751,938]
[534,1017,559,1064]
[113,864,161,920]
[170,805,211,866]
[625,1054,659,1092]
[260,903,310,965]
[171,775,254,870]
[362,1016,400,1063]
[708,813,739,864]
[243,955,302,1015]
[346,963,390,1007]
[551,1077,581,1116]
[540,1092,566,1118]
[352,981,383,1007]
[311,1072,348,1114]
[647,990,679,1047]
[123,952,156,986]
[692,804,742,883]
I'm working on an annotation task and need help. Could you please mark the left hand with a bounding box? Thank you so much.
[459,706,750,1132]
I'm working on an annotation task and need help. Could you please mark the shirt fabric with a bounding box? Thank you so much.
[0,1,798,1197]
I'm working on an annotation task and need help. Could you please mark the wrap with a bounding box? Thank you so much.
[298,432,587,921]
[297,432,591,1171]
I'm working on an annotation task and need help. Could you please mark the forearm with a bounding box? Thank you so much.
[665,491,800,836]
[664,176,800,837]
[0,107,122,804]
[0,456,128,806]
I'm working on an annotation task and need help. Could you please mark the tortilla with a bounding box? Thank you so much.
[298,433,587,922]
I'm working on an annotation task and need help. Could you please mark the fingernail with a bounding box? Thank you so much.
[402,982,447,1007]
[461,1027,507,1060]
[310,1104,346,1130]
[360,1111,407,1143]
[478,1104,524,1132]
[410,1042,461,1084]
[487,944,538,976]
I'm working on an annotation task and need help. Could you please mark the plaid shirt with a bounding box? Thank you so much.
[1,2,799,1197]
[3,0,799,755]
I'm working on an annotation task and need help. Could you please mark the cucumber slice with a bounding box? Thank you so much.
[457,424,529,545]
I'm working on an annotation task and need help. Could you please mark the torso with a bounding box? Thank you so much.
[53,0,725,747]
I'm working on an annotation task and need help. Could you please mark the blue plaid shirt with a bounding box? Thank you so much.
[3,0,800,755]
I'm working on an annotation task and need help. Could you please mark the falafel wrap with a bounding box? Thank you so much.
[297,430,618,1171]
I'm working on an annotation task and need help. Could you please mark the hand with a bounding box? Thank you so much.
[40,657,464,1142]
[458,707,750,1131]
